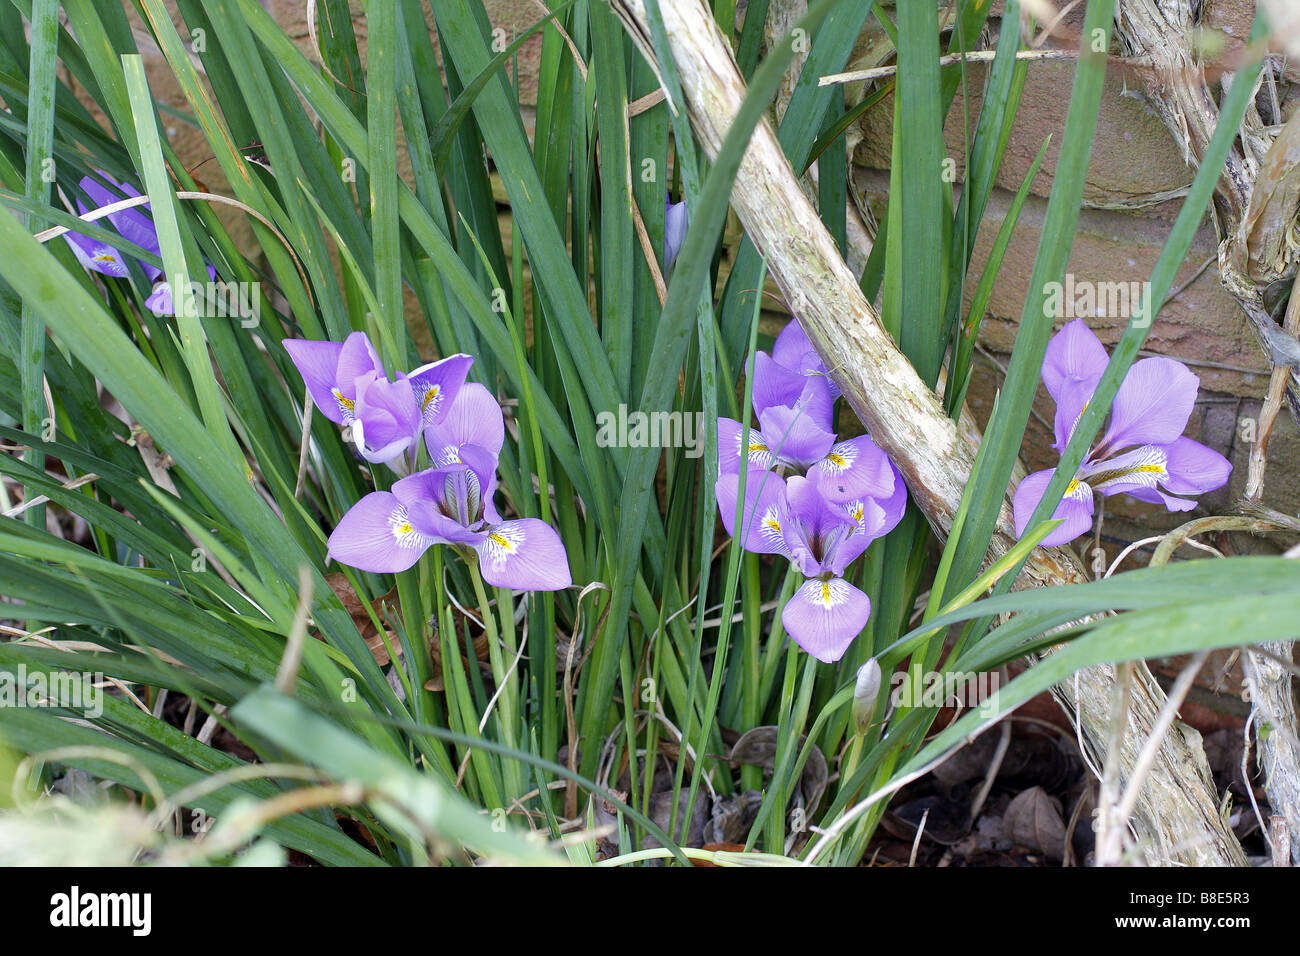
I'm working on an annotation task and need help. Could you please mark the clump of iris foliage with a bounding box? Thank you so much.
[0,0,1293,867]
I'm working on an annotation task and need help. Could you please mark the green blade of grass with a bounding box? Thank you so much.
[19,0,58,532]
[895,0,946,385]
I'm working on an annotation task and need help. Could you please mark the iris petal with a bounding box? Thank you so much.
[717,416,776,474]
[408,353,474,427]
[283,338,347,424]
[664,199,688,271]
[1012,468,1095,547]
[424,383,505,466]
[352,372,419,464]
[1161,436,1231,496]
[780,577,870,663]
[715,468,791,558]
[1098,356,1199,454]
[1042,319,1108,400]
[815,434,895,502]
[750,350,808,418]
[326,492,431,573]
[80,175,160,260]
[336,331,385,397]
[1085,444,1169,497]
[756,404,835,470]
[475,518,572,591]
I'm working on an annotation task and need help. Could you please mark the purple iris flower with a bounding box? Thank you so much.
[716,465,903,662]
[283,331,474,471]
[326,384,571,590]
[62,175,155,280]
[142,268,219,315]
[720,319,888,502]
[715,315,908,661]
[717,416,896,505]
[753,320,837,421]
[62,221,130,278]
[350,370,422,465]
[423,381,506,467]
[665,197,688,272]
[284,331,385,427]
[1013,320,1231,547]
[768,319,841,406]
[62,172,218,316]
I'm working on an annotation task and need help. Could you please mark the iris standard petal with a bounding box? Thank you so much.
[757,404,836,470]
[715,468,791,558]
[781,577,871,663]
[352,372,420,464]
[1098,356,1199,454]
[1042,319,1108,399]
[782,474,862,577]
[772,319,840,402]
[456,444,502,524]
[336,331,385,398]
[1051,374,1098,453]
[475,518,572,591]
[1012,468,1095,547]
[392,465,485,543]
[403,499,485,546]
[423,382,505,466]
[326,491,431,573]
[408,353,474,427]
[792,377,838,434]
[772,318,815,369]
[750,350,808,418]
[826,496,883,574]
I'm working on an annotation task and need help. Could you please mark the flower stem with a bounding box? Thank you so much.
[468,559,525,803]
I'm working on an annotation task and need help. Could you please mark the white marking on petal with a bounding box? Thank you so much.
[820,442,855,475]
[480,524,525,571]
[808,577,853,611]
[333,388,356,425]
[734,426,775,469]
[1085,445,1169,492]
[433,443,461,467]
[388,505,430,551]
[419,384,442,421]
[1063,476,1093,502]
[758,504,785,552]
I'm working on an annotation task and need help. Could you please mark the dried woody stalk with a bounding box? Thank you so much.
[1116,0,1300,863]
[611,0,1244,864]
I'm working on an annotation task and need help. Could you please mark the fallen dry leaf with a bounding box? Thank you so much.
[1001,786,1067,861]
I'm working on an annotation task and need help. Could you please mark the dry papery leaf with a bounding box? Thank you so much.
[729,725,828,813]
[1001,786,1067,862]
[325,572,401,666]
